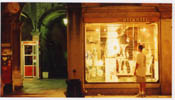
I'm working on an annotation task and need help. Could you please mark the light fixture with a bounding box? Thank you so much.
[96,29,100,32]
[126,38,130,42]
[142,27,147,32]
[63,18,68,26]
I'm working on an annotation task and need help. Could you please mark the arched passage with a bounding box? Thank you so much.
[20,12,34,41]
[1,3,68,96]
[38,10,67,78]
[19,4,68,79]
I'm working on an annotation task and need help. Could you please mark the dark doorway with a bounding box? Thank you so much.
[41,16,67,78]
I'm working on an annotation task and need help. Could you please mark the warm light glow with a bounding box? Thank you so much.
[96,60,103,66]
[106,26,120,57]
[96,28,100,32]
[142,27,147,32]
[85,23,159,83]
[63,18,68,25]
[107,26,119,38]
[105,58,118,82]
[126,38,130,42]
[106,39,120,57]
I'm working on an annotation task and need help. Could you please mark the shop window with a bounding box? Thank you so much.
[85,23,159,83]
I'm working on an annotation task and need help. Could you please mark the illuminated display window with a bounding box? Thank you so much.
[85,23,159,83]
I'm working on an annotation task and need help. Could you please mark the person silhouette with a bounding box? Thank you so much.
[134,45,146,97]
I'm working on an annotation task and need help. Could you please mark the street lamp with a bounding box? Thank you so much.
[63,18,68,26]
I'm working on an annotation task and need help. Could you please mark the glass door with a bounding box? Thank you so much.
[22,41,39,78]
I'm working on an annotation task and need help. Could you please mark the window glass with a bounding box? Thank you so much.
[25,45,33,54]
[85,23,159,82]
[25,56,33,65]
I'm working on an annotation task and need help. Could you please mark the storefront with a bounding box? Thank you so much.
[85,22,159,83]
[67,3,172,95]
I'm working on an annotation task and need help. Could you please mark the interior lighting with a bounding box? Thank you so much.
[142,27,147,32]
[96,29,100,32]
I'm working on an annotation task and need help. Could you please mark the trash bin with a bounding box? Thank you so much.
[66,79,84,97]
[42,72,48,79]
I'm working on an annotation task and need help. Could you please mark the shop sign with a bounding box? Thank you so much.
[84,17,159,23]
[123,17,148,22]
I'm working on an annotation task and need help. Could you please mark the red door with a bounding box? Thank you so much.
[24,45,36,77]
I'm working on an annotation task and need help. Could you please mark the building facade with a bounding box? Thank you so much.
[67,3,172,95]
[1,3,172,96]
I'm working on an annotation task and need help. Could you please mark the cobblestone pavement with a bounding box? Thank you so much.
[3,79,171,98]
[5,78,67,97]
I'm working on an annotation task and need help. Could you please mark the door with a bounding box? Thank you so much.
[21,41,39,78]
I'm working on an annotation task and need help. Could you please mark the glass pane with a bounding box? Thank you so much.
[25,56,33,65]
[85,23,159,83]
[25,45,33,54]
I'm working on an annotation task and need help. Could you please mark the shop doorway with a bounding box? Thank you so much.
[21,41,39,78]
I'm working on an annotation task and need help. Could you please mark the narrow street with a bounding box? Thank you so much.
[4,79,67,97]
[2,78,171,98]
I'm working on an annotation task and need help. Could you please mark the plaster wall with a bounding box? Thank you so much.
[160,19,172,95]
